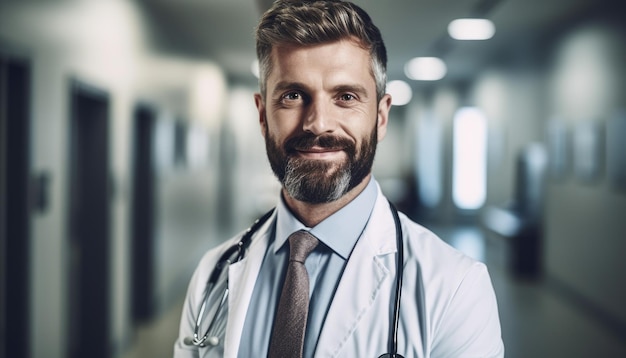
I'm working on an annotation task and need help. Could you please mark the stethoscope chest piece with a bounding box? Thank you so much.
[206,336,220,347]
[183,335,220,348]
[187,201,405,357]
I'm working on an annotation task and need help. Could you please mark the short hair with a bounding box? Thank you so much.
[255,0,387,101]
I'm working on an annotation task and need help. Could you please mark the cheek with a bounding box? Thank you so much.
[346,115,378,142]
[268,111,302,136]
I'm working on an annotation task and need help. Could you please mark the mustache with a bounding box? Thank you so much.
[284,133,355,154]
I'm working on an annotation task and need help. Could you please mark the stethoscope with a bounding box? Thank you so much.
[185,200,405,358]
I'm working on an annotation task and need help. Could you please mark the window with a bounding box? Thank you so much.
[417,110,442,208]
[452,107,487,210]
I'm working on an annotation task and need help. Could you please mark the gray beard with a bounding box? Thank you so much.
[282,158,351,203]
[264,118,378,204]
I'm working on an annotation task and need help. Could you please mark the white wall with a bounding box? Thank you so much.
[471,68,547,208]
[395,20,626,334]
[0,1,229,357]
[227,86,279,234]
[29,50,71,358]
[0,2,139,355]
[544,21,626,324]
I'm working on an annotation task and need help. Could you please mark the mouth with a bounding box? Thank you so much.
[294,146,346,160]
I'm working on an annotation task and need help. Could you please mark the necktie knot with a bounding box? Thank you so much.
[288,230,319,263]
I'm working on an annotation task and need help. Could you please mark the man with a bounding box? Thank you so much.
[175,1,504,357]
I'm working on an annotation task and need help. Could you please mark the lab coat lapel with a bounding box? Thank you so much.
[222,214,275,358]
[316,190,397,357]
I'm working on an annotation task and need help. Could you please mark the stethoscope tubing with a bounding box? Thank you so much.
[387,200,404,357]
[190,201,404,357]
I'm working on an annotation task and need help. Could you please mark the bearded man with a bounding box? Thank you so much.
[175,1,504,357]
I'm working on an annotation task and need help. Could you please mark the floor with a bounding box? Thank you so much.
[122,225,626,358]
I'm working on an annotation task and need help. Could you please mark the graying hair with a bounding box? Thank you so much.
[255,0,387,101]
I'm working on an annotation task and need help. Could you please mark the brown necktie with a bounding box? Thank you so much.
[268,230,319,358]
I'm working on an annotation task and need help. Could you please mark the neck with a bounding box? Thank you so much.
[283,174,372,227]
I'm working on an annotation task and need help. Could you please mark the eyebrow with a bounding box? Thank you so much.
[271,81,308,96]
[334,84,370,99]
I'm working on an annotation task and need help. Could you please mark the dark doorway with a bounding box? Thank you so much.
[0,55,32,358]
[67,81,111,358]
[131,104,157,323]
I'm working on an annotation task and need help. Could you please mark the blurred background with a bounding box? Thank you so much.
[1,0,625,357]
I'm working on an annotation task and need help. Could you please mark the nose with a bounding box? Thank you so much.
[302,99,337,135]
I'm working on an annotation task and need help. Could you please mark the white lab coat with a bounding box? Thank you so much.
[174,185,504,358]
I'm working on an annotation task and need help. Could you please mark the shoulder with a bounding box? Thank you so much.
[187,232,246,288]
[192,209,277,281]
[395,211,490,309]
[397,214,504,357]
[397,212,474,263]
[400,212,476,266]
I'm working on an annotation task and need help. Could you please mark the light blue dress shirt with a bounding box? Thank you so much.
[237,178,378,358]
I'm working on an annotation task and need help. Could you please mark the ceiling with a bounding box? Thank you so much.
[139,0,608,89]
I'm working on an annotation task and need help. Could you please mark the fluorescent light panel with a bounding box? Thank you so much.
[386,80,412,106]
[404,57,447,81]
[251,59,260,78]
[448,18,495,40]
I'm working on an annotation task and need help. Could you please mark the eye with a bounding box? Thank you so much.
[282,91,302,101]
[339,93,356,102]
[276,91,306,107]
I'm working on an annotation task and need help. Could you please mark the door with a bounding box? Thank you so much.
[67,81,111,358]
[131,104,156,323]
[0,54,32,358]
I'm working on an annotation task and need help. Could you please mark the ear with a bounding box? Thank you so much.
[254,93,267,138]
[376,93,392,142]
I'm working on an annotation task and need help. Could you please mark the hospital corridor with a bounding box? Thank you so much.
[120,226,626,358]
[1,0,625,357]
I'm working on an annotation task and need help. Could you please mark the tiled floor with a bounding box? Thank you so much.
[122,225,626,358]
[491,267,626,358]
[431,225,626,358]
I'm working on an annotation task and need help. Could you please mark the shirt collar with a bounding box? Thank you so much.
[274,177,378,259]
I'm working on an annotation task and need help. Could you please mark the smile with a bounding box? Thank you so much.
[295,147,346,159]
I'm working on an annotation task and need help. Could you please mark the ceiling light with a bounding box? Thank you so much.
[386,80,412,106]
[404,57,447,81]
[251,59,260,78]
[448,18,495,40]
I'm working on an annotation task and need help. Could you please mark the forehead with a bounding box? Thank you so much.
[267,39,375,91]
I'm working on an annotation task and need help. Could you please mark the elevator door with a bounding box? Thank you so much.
[131,104,156,323]
[67,81,111,358]
[0,55,32,358]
